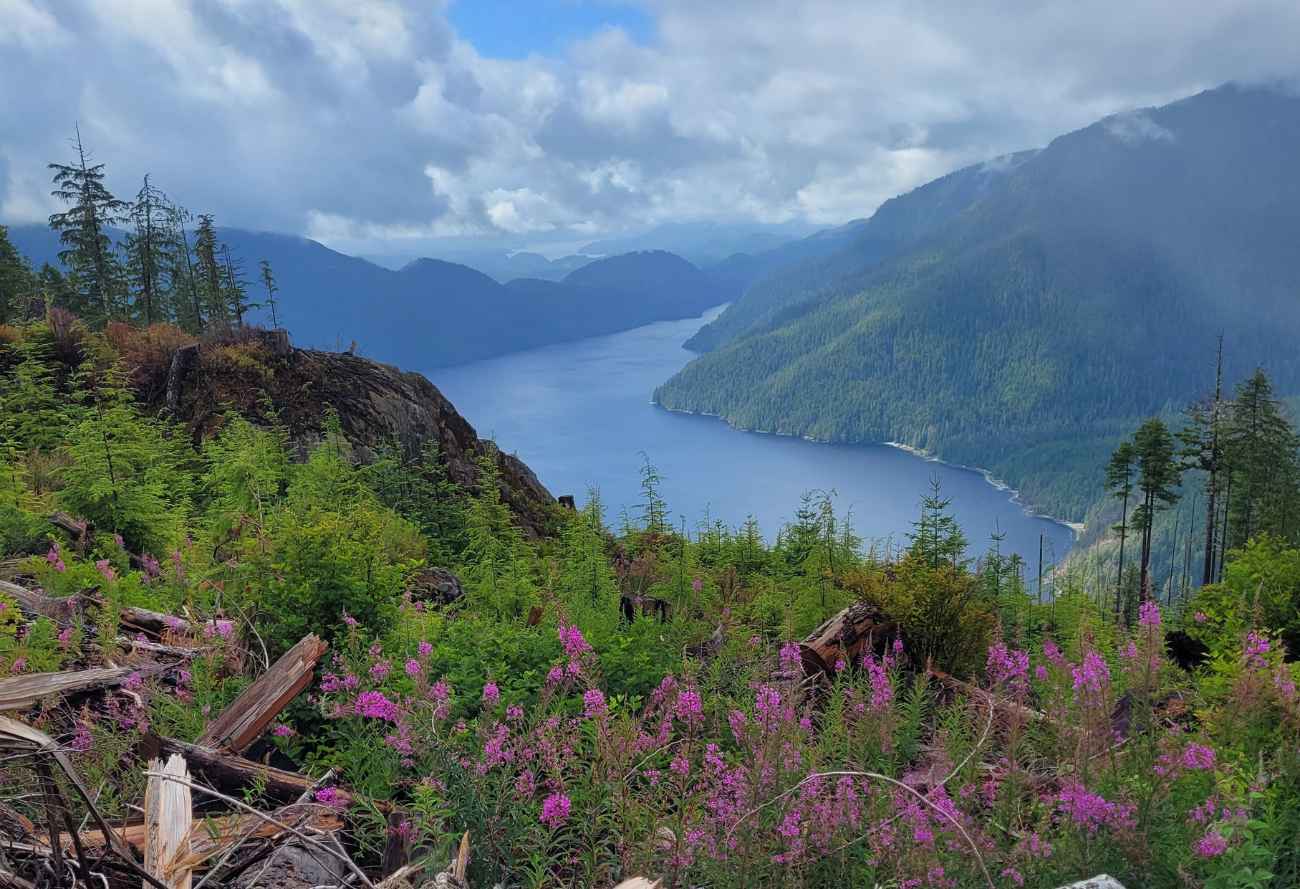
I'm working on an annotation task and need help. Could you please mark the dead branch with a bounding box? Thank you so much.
[197,635,327,754]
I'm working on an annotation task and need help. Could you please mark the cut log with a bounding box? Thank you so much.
[0,666,141,712]
[197,634,327,754]
[144,754,194,889]
[156,737,325,803]
[41,808,343,861]
[799,601,896,677]
[0,580,190,637]
[927,666,1048,725]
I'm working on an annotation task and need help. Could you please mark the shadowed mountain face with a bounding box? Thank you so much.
[655,83,1300,519]
[5,225,726,369]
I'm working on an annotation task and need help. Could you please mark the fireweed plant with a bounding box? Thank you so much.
[2,319,1300,887]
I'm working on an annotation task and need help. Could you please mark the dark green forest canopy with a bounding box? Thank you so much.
[656,84,1300,521]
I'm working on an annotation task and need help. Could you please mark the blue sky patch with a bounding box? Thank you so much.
[448,0,653,58]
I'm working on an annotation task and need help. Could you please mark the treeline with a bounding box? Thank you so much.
[1104,353,1300,621]
[0,128,279,331]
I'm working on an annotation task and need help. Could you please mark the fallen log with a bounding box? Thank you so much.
[197,634,327,754]
[0,580,192,638]
[799,601,897,677]
[155,737,325,803]
[49,511,148,571]
[0,666,142,712]
[144,754,193,889]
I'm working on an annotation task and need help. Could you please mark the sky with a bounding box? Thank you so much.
[2,0,1299,256]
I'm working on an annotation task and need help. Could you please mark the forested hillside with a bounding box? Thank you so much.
[4,206,726,370]
[657,83,1300,519]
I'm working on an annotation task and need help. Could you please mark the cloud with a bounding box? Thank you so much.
[2,0,1299,254]
[1104,110,1176,145]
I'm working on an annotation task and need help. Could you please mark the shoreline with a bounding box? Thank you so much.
[655,403,1084,539]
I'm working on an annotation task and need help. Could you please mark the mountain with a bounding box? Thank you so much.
[684,150,1040,352]
[655,82,1300,519]
[580,220,818,268]
[4,225,724,369]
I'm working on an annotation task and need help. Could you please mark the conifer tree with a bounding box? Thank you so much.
[47,127,128,322]
[637,454,668,536]
[220,244,252,326]
[1131,418,1181,603]
[124,175,171,325]
[1224,368,1299,548]
[908,478,967,568]
[193,215,226,324]
[1106,439,1136,619]
[162,204,203,332]
[1179,338,1227,586]
[259,259,280,329]
[0,224,36,324]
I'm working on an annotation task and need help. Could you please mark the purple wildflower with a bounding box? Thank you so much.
[540,792,571,829]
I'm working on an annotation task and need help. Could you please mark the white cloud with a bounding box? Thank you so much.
[2,0,1300,253]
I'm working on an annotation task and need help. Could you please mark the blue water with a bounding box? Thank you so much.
[431,306,1074,567]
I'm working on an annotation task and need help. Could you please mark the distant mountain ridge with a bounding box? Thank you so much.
[6,225,728,369]
[655,82,1300,519]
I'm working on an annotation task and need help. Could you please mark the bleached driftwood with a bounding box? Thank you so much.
[144,754,194,889]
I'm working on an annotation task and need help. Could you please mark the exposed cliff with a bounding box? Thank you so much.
[134,327,556,536]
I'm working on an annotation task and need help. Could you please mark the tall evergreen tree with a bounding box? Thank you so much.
[1179,339,1227,587]
[259,259,280,329]
[1224,369,1299,548]
[1131,418,1181,603]
[1106,439,1137,620]
[0,224,36,323]
[163,204,204,331]
[124,174,170,325]
[220,244,251,326]
[47,127,128,322]
[193,214,226,324]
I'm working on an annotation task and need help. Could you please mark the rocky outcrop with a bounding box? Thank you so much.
[149,328,556,536]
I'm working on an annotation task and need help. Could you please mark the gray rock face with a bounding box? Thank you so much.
[1056,876,1126,889]
[155,329,557,536]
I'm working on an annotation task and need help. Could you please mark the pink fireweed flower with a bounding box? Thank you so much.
[95,559,116,582]
[69,722,93,752]
[404,658,421,677]
[315,786,348,810]
[986,642,1030,692]
[1043,638,1065,666]
[1194,831,1229,858]
[354,691,400,721]
[11,657,28,674]
[1138,599,1162,628]
[540,792,571,829]
[482,681,500,706]
[342,611,359,628]
[1244,632,1271,669]
[1034,664,1049,681]
[430,679,452,720]
[370,660,392,681]
[57,625,74,648]
[545,664,565,685]
[864,654,893,711]
[1182,743,1216,771]
[141,553,161,580]
[272,724,296,737]
[124,671,144,691]
[46,543,66,572]
[1194,611,1208,624]
[1071,651,1111,695]
[583,688,607,719]
[779,641,802,672]
[558,623,591,659]
[417,640,433,657]
[1056,782,1135,833]
[203,619,235,640]
[670,751,690,777]
[676,688,703,724]
[691,577,703,593]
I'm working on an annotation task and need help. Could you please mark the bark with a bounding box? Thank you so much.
[799,601,896,677]
[144,754,193,889]
[155,737,347,805]
[0,666,142,712]
[197,634,327,754]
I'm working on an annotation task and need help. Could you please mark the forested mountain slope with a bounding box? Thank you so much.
[656,83,1300,519]
[4,225,724,369]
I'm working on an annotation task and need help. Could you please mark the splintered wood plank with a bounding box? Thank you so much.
[0,666,140,712]
[197,634,327,753]
[144,754,193,889]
